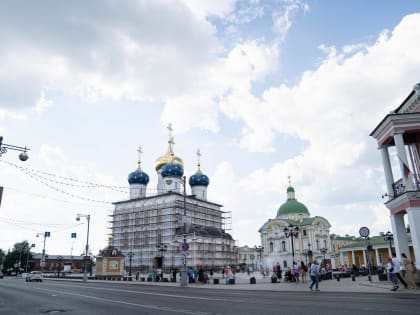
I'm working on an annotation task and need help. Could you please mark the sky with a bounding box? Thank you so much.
[1,0,420,257]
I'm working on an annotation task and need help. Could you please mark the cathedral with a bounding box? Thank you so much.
[110,126,235,273]
[258,181,332,269]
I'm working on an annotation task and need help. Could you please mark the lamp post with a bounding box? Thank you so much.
[320,247,328,266]
[37,232,50,274]
[307,243,312,263]
[57,255,63,277]
[181,176,188,287]
[0,136,30,161]
[254,245,264,270]
[158,243,168,272]
[383,231,393,254]
[76,213,90,283]
[127,251,134,277]
[283,225,299,265]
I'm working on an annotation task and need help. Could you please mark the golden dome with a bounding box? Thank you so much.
[154,131,184,172]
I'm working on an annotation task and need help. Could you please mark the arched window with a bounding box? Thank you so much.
[316,239,320,250]
[269,242,273,252]
[282,241,286,251]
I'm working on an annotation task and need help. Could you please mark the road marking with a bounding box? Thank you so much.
[40,282,247,303]
[35,287,211,315]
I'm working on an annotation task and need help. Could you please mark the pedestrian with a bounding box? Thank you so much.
[392,253,408,288]
[401,253,417,289]
[293,262,300,283]
[276,262,282,279]
[309,260,320,292]
[386,257,398,291]
[300,261,308,283]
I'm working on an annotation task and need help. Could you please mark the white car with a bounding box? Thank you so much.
[26,271,43,282]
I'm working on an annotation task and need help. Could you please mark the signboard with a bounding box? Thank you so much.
[359,226,370,238]
[45,231,51,237]
[71,233,77,238]
[182,242,189,252]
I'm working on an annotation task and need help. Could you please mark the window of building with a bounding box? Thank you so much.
[303,230,307,236]
[324,239,327,248]
[316,239,320,250]
[269,242,273,252]
[282,241,286,251]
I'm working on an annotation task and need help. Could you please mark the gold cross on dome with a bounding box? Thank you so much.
[196,149,201,171]
[288,175,291,185]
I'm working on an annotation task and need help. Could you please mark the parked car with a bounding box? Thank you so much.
[26,271,43,282]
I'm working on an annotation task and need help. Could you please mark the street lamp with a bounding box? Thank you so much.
[180,175,188,287]
[37,232,50,274]
[320,248,328,266]
[157,243,168,271]
[283,225,299,265]
[57,255,63,277]
[383,231,393,253]
[76,213,90,283]
[0,136,30,161]
[127,251,134,277]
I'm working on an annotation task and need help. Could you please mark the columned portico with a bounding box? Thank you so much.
[371,83,420,275]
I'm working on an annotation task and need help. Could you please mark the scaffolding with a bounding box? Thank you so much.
[109,193,235,272]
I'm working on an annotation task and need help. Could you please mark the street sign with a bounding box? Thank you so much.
[45,231,51,237]
[31,244,35,248]
[71,233,76,238]
[182,242,189,252]
[359,226,370,238]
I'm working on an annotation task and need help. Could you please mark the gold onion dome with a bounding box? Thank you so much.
[154,124,184,172]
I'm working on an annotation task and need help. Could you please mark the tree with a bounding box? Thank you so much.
[1,241,32,274]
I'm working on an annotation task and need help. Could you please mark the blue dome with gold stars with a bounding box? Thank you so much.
[161,162,184,178]
[189,172,209,187]
[128,170,149,185]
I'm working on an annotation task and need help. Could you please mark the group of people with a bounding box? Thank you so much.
[268,261,322,291]
[385,252,417,291]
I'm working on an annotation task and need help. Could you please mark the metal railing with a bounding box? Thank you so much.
[392,174,420,197]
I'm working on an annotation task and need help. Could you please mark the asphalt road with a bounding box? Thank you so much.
[0,278,419,315]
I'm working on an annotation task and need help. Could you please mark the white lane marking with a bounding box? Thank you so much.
[41,282,246,303]
[35,287,210,315]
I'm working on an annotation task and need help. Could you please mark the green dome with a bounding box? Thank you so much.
[287,186,295,193]
[277,199,310,217]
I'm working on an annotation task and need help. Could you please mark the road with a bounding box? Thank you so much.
[0,277,419,315]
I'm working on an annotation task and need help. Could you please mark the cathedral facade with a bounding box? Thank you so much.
[110,127,235,273]
[258,183,333,269]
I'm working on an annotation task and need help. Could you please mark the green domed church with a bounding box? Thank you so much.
[258,181,332,269]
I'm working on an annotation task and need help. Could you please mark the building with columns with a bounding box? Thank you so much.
[337,233,415,269]
[370,83,420,269]
[258,183,333,269]
[110,126,235,273]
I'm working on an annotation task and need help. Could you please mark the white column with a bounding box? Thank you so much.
[351,251,356,265]
[362,250,367,265]
[375,249,381,266]
[380,146,395,197]
[406,207,420,269]
[391,213,410,259]
[339,252,344,266]
[394,132,414,190]
[388,246,393,258]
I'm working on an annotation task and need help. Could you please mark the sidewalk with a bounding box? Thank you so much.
[46,272,419,294]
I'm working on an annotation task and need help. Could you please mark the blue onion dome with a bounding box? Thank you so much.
[161,162,184,178]
[128,170,149,185]
[189,171,209,187]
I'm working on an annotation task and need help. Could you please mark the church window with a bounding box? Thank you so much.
[269,242,273,252]
[282,241,286,251]
[303,230,307,236]
[316,239,320,250]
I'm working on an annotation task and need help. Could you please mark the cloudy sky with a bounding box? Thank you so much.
[1,0,420,257]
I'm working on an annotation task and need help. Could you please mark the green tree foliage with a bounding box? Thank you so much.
[1,241,33,274]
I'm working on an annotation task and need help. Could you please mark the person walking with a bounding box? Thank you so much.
[401,253,417,289]
[300,261,308,283]
[386,257,398,291]
[392,253,408,288]
[309,260,320,291]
